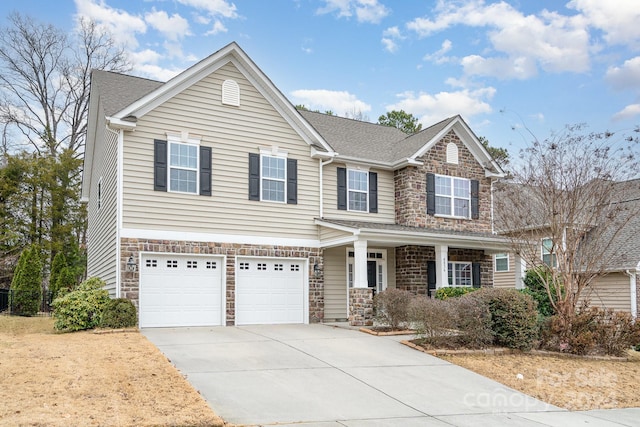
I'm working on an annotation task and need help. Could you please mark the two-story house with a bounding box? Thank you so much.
[82,42,510,328]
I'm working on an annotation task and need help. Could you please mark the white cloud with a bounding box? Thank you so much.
[568,0,640,46]
[381,26,403,53]
[406,0,590,79]
[423,39,454,64]
[386,86,496,124]
[145,9,191,41]
[135,63,183,81]
[317,0,389,24]
[290,89,371,116]
[177,0,238,19]
[74,0,146,48]
[605,56,640,91]
[612,104,640,121]
[204,20,228,35]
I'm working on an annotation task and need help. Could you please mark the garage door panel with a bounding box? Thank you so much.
[236,258,305,325]
[140,254,223,327]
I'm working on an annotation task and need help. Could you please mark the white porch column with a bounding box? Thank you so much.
[353,240,368,288]
[435,245,448,288]
[514,254,526,290]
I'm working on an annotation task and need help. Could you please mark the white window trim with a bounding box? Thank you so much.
[541,237,557,267]
[434,174,471,219]
[347,168,369,212]
[345,248,387,293]
[259,147,288,203]
[494,253,509,272]
[167,132,201,195]
[448,261,473,287]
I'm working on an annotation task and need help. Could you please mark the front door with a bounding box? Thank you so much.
[367,260,377,294]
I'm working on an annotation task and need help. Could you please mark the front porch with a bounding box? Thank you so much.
[317,219,519,325]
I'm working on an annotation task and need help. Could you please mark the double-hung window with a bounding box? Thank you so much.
[494,253,509,272]
[348,169,368,211]
[435,175,470,218]
[448,262,473,287]
[261,154,286,202]
[542,238,557,267]
[169,141,199,194]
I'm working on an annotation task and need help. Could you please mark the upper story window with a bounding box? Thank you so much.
[153,133,212,197]
[169,142,198,194]
[435,175,470,218]
[448,262,473,287]
[348,169,368,211]
[248,149,297,204]
[494,253,509,272]
[541,238,557,267]
[337,167,378,213]
[261,154,286,202]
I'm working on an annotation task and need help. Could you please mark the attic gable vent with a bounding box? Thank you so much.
[446,142,459,164]
[221,79,240,106]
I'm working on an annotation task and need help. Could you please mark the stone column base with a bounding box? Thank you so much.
[349,287,374,326]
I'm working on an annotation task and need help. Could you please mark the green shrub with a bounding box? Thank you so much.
[100,298,138,329]
[435,286,478,300]
[374,288,412,330]
[10,245,43,316]
[449,295,493,348]
[54,267,77,297]
[52,277,110,332]
[49,252,66,298]
[466,288,539,351]
[521,267,560,317]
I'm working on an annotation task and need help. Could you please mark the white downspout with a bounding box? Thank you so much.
[115,127,124,298]
[319,157,334,218]
[626,269,638,319]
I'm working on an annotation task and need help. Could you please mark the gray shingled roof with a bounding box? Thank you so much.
[91,70,162,116]
[298,110,459,164]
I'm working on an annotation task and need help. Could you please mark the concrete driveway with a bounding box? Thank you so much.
[143,324,636,426]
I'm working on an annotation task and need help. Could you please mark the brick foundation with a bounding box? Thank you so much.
[120,238,323,325]
[349,287,374,326]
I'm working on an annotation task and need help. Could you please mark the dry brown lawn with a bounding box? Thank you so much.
[0,315,227,427]
[440,351,640,411]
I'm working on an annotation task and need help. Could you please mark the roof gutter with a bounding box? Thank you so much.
[107,116,137,131]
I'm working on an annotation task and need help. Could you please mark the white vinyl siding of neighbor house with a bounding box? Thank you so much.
[493,254,516,288]
[86,112,119,296]
[323,163,395,222]
[580,273,632,312]
[120,62,319,240]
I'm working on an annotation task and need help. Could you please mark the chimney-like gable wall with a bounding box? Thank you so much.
[394,130,493,233]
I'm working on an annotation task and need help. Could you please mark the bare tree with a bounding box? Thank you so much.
[494,124,640,325]
[0,13,130,157]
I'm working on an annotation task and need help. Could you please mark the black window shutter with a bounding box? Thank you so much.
[427,260,437,297]
[199,146,212,196]
[154,139,167,192]
[287,158,297,204]
[248,153,260,200]
[337,167,347,210]
[471,179,480,219]
[369,172,378,213]
[426,173,435,215]
[472,262,481,288]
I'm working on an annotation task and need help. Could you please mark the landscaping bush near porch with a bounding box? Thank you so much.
[373,288,412,330]
[52,277,110,332]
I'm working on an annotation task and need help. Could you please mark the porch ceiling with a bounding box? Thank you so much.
[316,218,511,252]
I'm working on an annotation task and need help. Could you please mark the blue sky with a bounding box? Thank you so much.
[3,0,640,155]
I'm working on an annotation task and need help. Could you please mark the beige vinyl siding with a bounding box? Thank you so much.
[580,273,631,312]
[121,62,318,240]
[319,226,353,244]
[493,254,516,288]
[86,113,119,296]
[324,246,348,321]
[322,163,395,223]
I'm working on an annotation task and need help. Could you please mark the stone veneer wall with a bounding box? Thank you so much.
[120,238,323,325]
[395,246,493,294]
[348,287,374,326]
[394,130,494,233]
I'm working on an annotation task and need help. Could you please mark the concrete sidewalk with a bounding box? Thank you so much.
[143,324,638,426]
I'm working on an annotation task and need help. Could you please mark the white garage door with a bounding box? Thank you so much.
[139,254,224,327]
[236,258,306,325]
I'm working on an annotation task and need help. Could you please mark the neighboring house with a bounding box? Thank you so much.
[493,180,640,317]
[82,42,510,328]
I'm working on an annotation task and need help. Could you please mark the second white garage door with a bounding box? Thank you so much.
[139,254,224,327]
[236,257,307,325]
